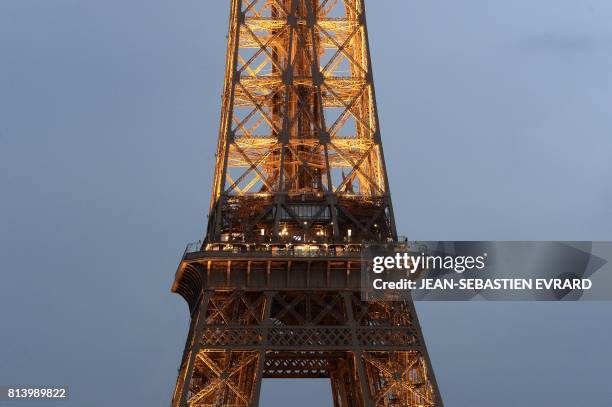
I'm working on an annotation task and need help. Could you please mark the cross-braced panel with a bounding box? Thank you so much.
[208,0,396,244]
[362,351,437,407]
[188,350,261,407]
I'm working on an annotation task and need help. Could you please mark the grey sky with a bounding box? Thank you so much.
[1,1,611,406]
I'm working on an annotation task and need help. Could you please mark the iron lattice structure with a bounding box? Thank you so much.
[172,1,443,406]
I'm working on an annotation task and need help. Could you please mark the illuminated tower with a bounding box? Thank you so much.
[171,1,443,405]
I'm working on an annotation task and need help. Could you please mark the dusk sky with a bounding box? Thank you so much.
[1,1,611,405]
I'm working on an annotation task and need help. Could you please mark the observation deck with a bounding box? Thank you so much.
[172,238,408,311]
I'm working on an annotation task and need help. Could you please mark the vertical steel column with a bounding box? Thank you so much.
[342,292,373,407]
[249,291,275,407]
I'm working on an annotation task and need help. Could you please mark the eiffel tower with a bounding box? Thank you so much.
[171,1,443,405]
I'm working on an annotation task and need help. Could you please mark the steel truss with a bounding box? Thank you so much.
[172,0,443,405]
[207,0,397,244]
[172,288,442,406]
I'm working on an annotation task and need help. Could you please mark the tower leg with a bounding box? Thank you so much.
[342,293,442,407]
[173,292,211,407]
[174,291,271,407]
